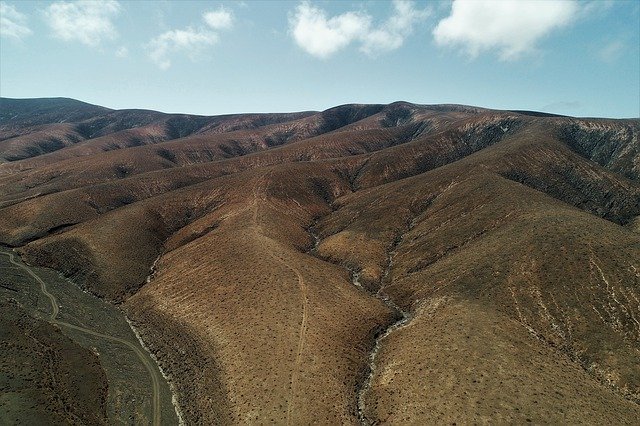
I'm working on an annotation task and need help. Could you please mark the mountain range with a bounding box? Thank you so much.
[0,97,638,424]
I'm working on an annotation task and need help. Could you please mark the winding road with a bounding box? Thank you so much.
[0,251,162,426]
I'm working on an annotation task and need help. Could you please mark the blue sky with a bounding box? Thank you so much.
[1,0,638,118]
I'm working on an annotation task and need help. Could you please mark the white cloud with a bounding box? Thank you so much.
[203,7,234,30]
[433,0,579,60]
[361,0,430,56]
[289,0,429,59]
[147,8,233,70]
[597,40,624,63]
[289,2,370,59]
[148,28,218,70]
[580,0,615,18]
[44,0,121,47]
[115,45,128,58]
[0,1,32,40]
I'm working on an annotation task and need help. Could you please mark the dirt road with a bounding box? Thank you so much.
[1,251,162,426]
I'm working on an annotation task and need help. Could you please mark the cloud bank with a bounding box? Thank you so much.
[44,0,122,46]
[433,0,579,60]
[203,8,234,30]
[0,1,32,40]
[289,0,429,59]
[597,40,624,63]
[148,7,234,70]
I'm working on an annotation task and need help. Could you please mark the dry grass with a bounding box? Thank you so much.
[1,99,638,422]
[365,297,640,424]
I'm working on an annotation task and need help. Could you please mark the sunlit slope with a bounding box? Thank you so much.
[126,166,393,424]
[318,170,640,418]
[0,98,638,423]
[364,298,640,424]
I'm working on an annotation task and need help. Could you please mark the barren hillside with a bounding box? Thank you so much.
[1,97,638,424]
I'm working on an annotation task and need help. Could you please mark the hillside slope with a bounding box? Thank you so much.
[1,98,638,424]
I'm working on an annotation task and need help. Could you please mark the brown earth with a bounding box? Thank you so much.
[0,300,108,425]
[0,97,638,423]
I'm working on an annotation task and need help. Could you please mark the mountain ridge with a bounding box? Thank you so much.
[1,97,638,424]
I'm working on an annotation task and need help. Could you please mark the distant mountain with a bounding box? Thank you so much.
[0,97,112,129]
[1,98,638,424]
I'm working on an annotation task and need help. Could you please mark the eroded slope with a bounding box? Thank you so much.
[0,99,638,423]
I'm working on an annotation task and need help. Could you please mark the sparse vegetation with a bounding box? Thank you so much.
[0,98,638,423]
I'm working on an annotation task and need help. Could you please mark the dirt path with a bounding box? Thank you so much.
[250,173,309,425]
[0,251,162,426]
[281,260,308,426]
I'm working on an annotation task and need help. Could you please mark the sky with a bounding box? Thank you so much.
[0,0,638,118]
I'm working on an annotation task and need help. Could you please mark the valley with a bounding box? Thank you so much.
[0,97,638,424]
[0,246,177,425]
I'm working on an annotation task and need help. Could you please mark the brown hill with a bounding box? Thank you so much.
[0,97,638,424]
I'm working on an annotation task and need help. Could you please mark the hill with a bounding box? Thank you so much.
[0,97,638,424]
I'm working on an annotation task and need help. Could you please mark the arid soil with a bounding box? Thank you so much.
[0,299,108,425]
[1,97,639,423]
[0,246,178,424]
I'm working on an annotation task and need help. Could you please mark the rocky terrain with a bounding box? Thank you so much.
[0,97,638,424]
[0,299,108,425]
